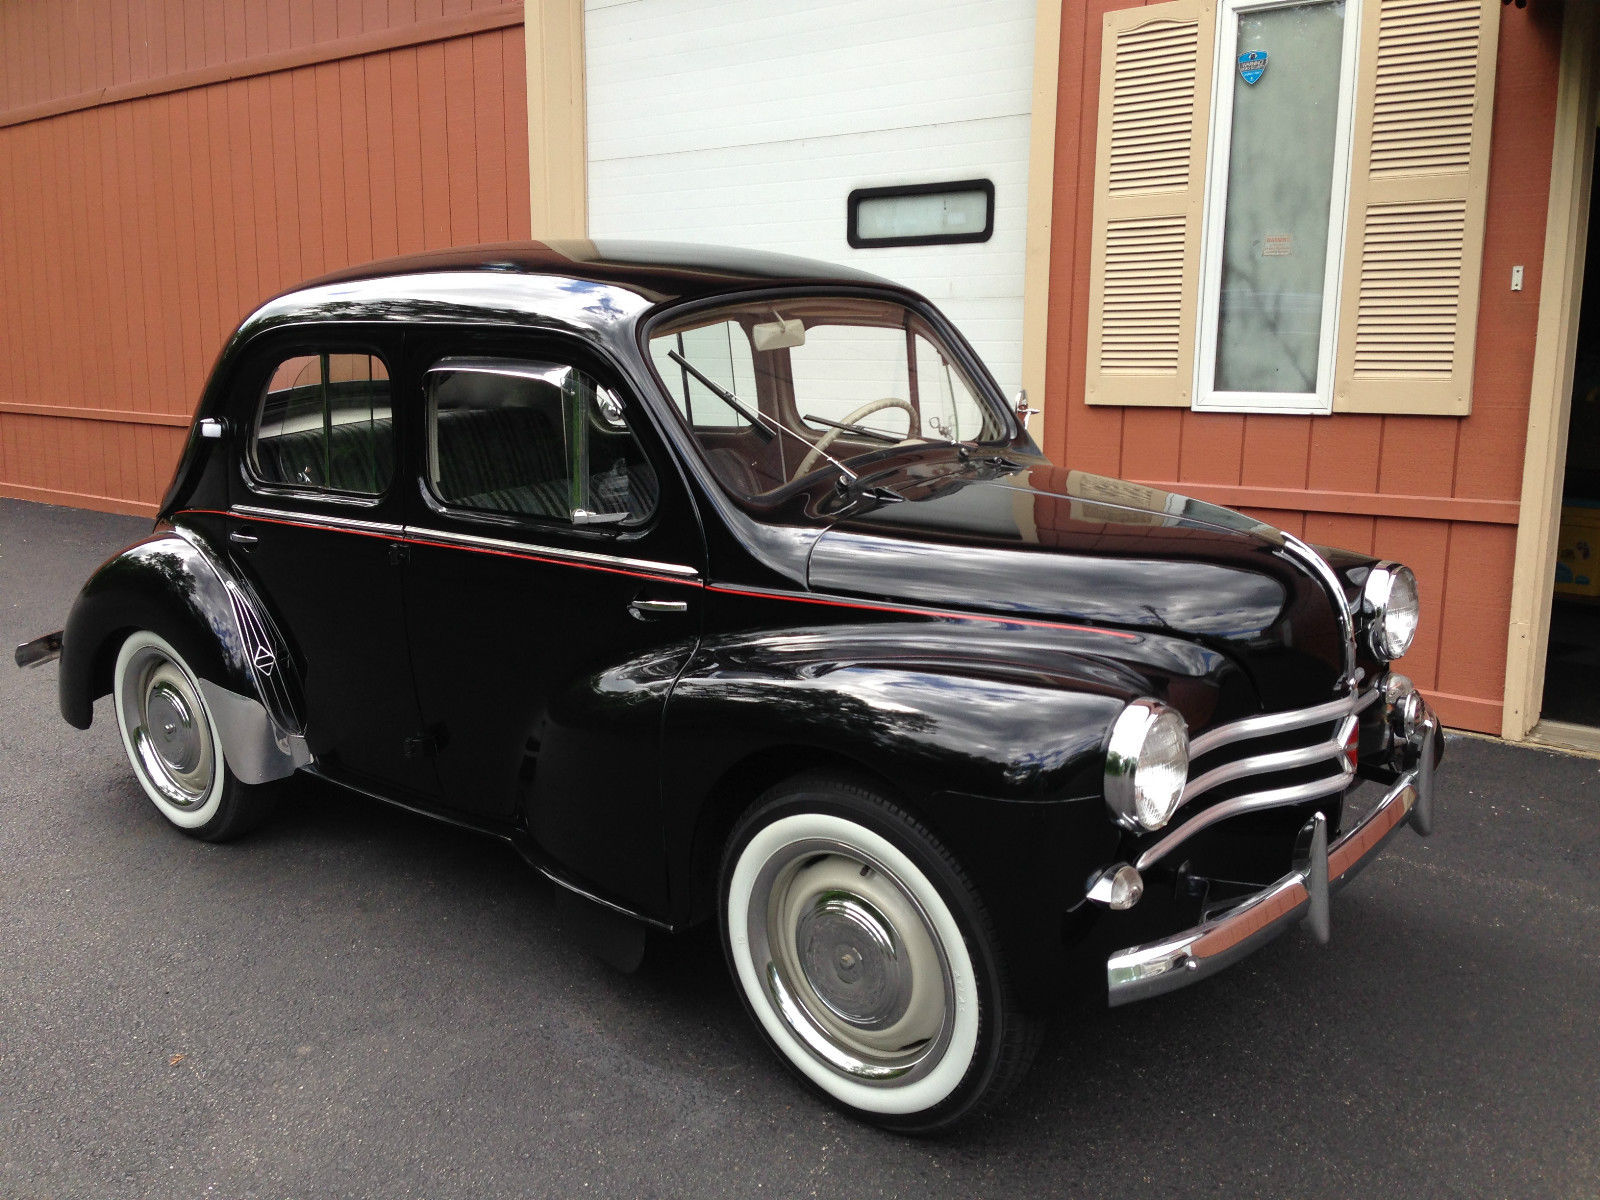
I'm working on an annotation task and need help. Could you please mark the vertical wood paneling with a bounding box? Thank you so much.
[503,25,531,238]
[2,0,499,114]
[0,8,529,520]
[1044,4,1562,731]
[1239,415,1312,491]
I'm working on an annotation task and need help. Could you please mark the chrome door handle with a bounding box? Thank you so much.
[229,529,259,545]
[628,598,688,619]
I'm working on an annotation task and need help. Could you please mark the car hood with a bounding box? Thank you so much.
[807,461,1358,708]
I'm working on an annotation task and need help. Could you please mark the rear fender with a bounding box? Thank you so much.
[59,528,310,784]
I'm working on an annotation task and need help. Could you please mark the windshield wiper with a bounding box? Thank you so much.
[799,414,903,444]
[667,350,859,484]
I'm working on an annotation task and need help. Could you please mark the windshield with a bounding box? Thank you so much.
[646,295,1008,497]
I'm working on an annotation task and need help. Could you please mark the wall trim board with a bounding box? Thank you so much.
[0,402,191,428]
[0,4,524,130]
[1023,0,1064,447]
[1127,479,1519,525]
[1502,2,1600,740]
[0,481,160,520]
[1426,688,1503,735]
[525,0,587,237]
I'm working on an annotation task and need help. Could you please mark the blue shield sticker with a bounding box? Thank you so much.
[1237,50,1268,85]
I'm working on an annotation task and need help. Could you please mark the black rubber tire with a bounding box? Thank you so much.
[111,629,285,843]
[718,771,1043,1134]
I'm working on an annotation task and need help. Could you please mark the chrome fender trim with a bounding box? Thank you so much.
[196,680,312,785]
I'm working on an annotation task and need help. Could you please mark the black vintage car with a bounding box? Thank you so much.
[17,242,1439,1132]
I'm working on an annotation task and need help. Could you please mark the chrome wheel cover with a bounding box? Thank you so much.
[116,642,216,809]
[747,837,956,1086]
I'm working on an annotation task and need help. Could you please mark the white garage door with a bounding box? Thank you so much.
[584,0,1036,396]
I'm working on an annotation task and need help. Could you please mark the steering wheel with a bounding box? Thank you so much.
[796,396,920,478]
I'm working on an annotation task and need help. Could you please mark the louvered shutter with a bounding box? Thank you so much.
[1085,0,1215,407]
[1332,0,1500,414]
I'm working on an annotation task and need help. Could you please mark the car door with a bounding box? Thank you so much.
[399,330,704,913]
[226,331,432,799]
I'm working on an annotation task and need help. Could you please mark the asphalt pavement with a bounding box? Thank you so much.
[2,496,1598,1200]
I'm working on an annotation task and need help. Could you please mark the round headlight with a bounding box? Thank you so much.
[1104,700,1190,832]
[1364,564,1420,661]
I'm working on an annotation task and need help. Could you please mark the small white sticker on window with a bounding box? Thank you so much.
[1262,234,1293,257]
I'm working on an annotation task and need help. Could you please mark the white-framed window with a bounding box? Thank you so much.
[1193,0,1362,414]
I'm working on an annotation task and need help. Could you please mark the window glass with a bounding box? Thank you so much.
[426,358,658,525]
[1213,1,1347,395]
[647,295,1005,498]
[648,320,759,429]
[251,352,392,494]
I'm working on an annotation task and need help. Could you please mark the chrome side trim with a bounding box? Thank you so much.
[1188,688,1376,760]
[233,505,404,536]
[403,524,702,580]
[1136,764,1355,871]
[196,680,311,785]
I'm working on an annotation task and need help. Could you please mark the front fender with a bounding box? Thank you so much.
[659,616,1256,1008]
[58,528,310,784]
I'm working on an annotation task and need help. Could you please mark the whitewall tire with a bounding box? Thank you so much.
[719,774,1040,1132]
[112,630,279,841]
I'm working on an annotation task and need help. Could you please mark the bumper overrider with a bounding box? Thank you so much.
[1105,701,1438,1007]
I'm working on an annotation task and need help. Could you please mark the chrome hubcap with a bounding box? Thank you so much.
[796,893,909,1030]
[145,683,201,775]
[118,645,215,808]
[749,840,954,1085]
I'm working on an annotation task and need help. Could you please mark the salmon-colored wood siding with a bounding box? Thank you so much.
[0,0,530,520]
[1042,2,1563,733]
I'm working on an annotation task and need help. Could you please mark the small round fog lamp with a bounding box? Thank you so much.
[1087,864,1145,911]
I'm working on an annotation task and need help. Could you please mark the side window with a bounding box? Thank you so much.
[648,319,758,429]
[426,357,659,526]
[251,352,393,495]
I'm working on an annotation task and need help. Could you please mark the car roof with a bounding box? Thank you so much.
[285,239,905,312]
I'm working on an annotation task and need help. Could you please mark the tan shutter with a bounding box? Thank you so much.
[1332,0,1500,415]
[1085,0,1216,407]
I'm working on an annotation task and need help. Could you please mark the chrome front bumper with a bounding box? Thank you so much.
[1106,709,1437,1007]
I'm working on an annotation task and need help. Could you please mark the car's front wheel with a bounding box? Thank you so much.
[719,773,1040,1132]
[112,630,279,841]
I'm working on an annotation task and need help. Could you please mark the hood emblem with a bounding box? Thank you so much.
[252,645,277,676]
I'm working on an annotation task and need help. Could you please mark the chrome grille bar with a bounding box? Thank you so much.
[1188,688,1376,760]
[1181,713,1358,808]
[1137,761,1356,872]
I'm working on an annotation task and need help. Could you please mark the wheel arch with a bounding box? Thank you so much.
[685,743,909,928]
[58,528,310,784]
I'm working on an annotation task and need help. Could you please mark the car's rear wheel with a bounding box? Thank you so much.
[719,773,1040,1133]
[112,630,278,841]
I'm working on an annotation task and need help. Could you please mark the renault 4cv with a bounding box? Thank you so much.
[16,242,1440,1132]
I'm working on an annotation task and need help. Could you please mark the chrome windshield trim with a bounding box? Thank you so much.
[1181,714,1356,807]
[1189,688,1377,760]
[403,525,702,581]
[1135,763,1355,872]
[232,505,403,537]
